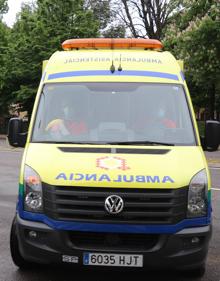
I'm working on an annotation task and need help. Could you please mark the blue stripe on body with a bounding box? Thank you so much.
[180,71,185,81]
[48,70,179,81]
[41,71,47,82]
[18,195,211,234]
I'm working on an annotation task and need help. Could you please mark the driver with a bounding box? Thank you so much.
[46,102,88,136]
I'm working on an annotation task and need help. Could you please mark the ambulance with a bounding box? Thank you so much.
[8,38,217,276]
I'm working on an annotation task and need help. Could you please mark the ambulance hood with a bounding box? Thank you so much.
[24,143,207,189]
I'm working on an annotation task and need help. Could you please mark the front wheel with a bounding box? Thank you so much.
[10,216,33,269]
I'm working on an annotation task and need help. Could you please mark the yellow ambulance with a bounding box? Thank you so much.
[8,38,217,276]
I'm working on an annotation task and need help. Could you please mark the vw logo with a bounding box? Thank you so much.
[105,195,124,214]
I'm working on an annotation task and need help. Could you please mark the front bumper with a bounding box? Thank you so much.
[16,214,212,270]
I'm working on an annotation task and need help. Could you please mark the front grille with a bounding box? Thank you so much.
[68,232,158,251]
[43,184,187,224]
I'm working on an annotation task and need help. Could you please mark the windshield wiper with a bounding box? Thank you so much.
[106,141,175,146]
[33,141,174,146]
[33,141,109,145]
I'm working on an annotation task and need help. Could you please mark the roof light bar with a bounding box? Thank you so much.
[62,38,163,50]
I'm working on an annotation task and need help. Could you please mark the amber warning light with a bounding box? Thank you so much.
[62,38,163,50]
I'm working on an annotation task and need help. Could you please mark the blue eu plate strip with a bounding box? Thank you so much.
[83,253,89,265]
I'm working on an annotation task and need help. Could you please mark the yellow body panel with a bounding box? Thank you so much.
[42,60,48,74]
[177,60,184,71]
[22,143,210,190]
[43,50,183,83]
[22,48,209,190]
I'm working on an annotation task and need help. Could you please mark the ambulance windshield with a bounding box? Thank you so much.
[32,83,196,145]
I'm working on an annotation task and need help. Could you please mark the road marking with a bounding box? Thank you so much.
[212,188,220,191]
[0,201,15,208]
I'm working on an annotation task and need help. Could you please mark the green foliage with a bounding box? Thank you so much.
[1,0,219,118]
[0,21,9,115]
[85,0,112,30]
[0,0,99,115]
[0,0,8,16]
[85,0,126,37]
[102,24,126,38]
[164,0,220,118]
[36,0,99,52]
[1,4,38,114]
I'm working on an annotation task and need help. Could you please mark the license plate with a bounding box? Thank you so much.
[83,252,143,267]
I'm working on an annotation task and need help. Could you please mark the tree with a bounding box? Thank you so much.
[36,0,99,52]
[0,22,9,115]
[0,4,37,114]
[0,0,9,115]
[164,0,220,119]
[85,0,126,37]
[102,24,126,38]
[0,0,8,16]
[85,0,112,30]
[111,0,183,39]
[0,0,99,115]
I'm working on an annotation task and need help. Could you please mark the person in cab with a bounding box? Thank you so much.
[46,102,88,137]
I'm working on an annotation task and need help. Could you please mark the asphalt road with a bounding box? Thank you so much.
[0,148,220,281]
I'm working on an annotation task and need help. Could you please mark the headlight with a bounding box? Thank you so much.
[187,169,208,218]
[24,165,43,212]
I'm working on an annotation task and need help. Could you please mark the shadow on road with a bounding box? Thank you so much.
[9,266,203,281]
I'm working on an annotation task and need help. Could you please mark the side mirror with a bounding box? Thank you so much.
[7,118,28,147]
[202,120,220,151]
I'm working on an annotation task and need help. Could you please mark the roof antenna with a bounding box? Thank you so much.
[118,54,122,72]
[110,60,116,73]
[110,49,115,73]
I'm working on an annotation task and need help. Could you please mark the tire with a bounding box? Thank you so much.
[10,216,33,269]
[181,264,206,278]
